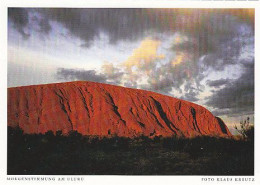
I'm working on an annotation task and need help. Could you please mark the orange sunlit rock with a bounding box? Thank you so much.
[8,81,232,138]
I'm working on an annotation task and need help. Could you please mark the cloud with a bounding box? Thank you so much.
[101,62,124,84]
[8,8,53,38]
[206,61,254,116]
[56,65,125,85]
[179,81,203,102]
[56,68,107,83]
[36,17,52,34]
[118,37,203,95]
[9,8,254,74]
[8,8,30,38]
[38,9,158,44]
[141,73,174,93]
[206,79,230,88]
[180,91,200,102]
[123,38,164,72]
[171,52,187,66]
[9,9,254,44]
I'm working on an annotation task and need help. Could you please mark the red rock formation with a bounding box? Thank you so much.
[8,81,232,137]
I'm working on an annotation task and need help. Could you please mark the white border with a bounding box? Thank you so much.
[0,1,259,185]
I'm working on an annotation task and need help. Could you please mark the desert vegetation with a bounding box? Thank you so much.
[8,125,254,175]
[234,117,254,141]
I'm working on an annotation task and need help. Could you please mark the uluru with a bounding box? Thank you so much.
[7,81,231,138]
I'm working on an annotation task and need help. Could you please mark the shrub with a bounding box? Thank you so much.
[234,117,254,141]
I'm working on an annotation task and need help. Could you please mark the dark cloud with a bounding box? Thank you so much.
[9,9,254,45]
[39,8,159,44]
[56,66,125,85]
[8,8,53,37]
[8,8,30,38]
[56,68,107,83]
[206,79,230,88]
[37,17,52,34]
[180,90,200,102]
[206,61,254,116]
[141,76,174,94]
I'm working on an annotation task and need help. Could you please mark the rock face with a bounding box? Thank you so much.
[8,81,232,137]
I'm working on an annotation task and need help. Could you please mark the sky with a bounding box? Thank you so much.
[8,8,254,131]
